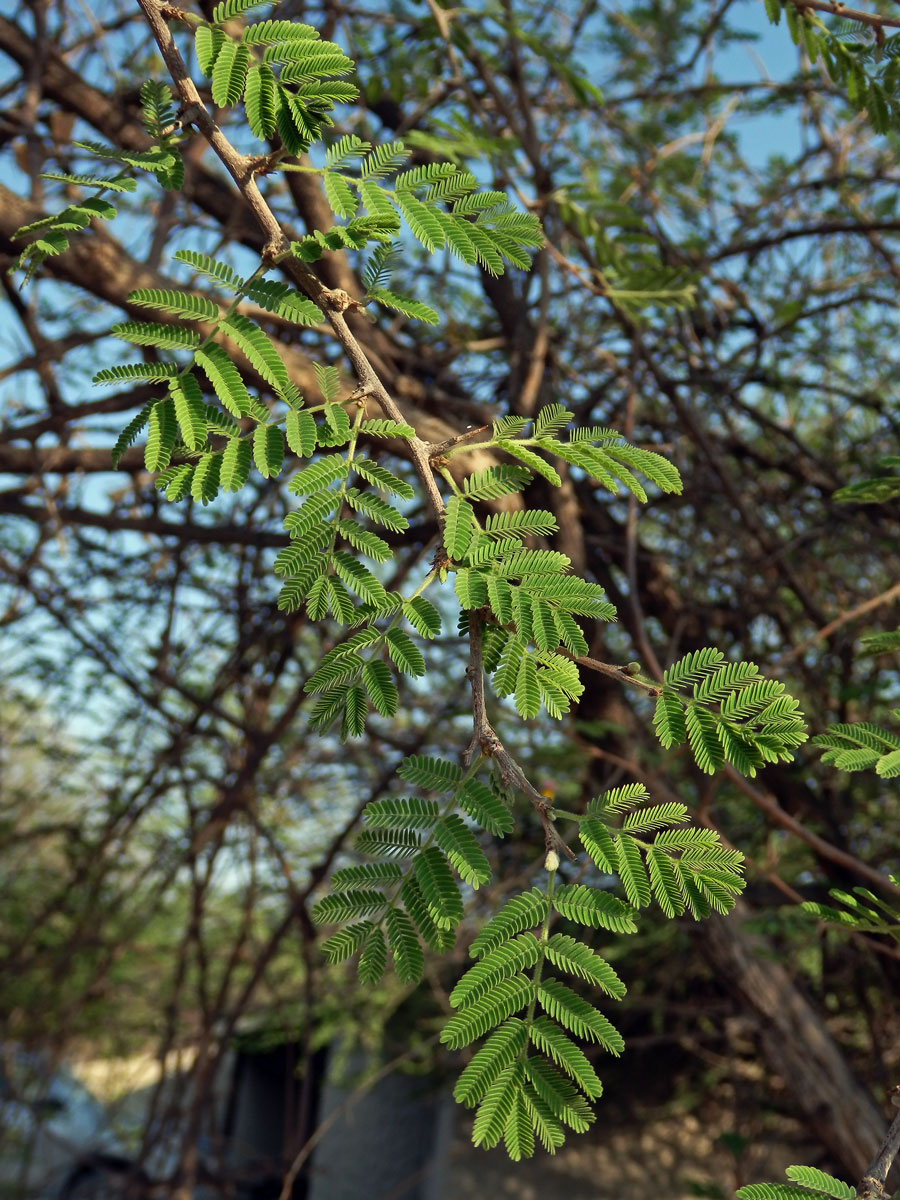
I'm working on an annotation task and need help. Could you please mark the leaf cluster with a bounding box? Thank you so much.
[10,83,183,282]
[447,879,628,1160]
[196,15,356,153]
[653,648,807,777]
[766,0,900,135]
[737,1163,855,1200]
[574,783,745,919]
[315,755,513,983]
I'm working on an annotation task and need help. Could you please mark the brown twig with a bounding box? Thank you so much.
[856,1090,900,1198]
[789,0,900,32]
[776,580,900,667]
[464,612,572,858]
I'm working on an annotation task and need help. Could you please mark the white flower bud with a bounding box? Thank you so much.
[544,849,560,872]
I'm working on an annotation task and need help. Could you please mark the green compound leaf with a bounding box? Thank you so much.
[544,934,625,998]
[195,345,252,418]
[312,889,387,924]
[352,457,414,499]
[170,373,207,451]
[523,1087,565,1153]
[528,1015,604,1098]
[145,398,178,472]
[289,453,348,495]
[356,826,420,859]
[471,1061,525,1150]
[653,691,687,748]
[458,778,513,836]
[685,702,725,774]
[384,628,426,677]
[213,0,270,22]
[397,755,461,792]
[454,1019,528,1107]
[211,40,250,108]
[329,862,404,892]
[504,1085,536,1161]
[783,1167,854,1198]
[157,464,193,501]
[450,934,541,1008]
[496,440,562,486]
[252,424,284,478]
[341,684,368,739]
[646,846,685,918]
[332,551,387,605]
[359,418,416,440]
[434,814,491,888]
[470,889,549,957]
[320,920,373,964]
[736,1187,847,1200]
[514,652,542,719]
[485,511,559,541]
[323,170,356,220]
[357,924,387,985]
[579,817,616,874]
[339,519,391,564]
[552,885,637,934]
[342,489,405,532]
[111,404,152,468]
[402,874,456,952]
[415,846,464,930]
[244,63,278,138]
[128,288,219,322]
[404,596,442,639]
[366,288,440,324]
[537,979,624,1055]
[524,1057,594,1132]
[441,977,533,1050]
[364,796,440,829]
[286,410,317,457]
[444,496,477,560]
[95,363,178,387]
[221,313,290,395]
[455,568,488,610]
[385,907,424,985]
[190,451,222,504]
[614,834,651,909]
[664,647,726,689]
[111,320,200,350]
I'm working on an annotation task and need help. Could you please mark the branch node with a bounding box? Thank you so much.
[261,234,287,266]
[321,288,364,314]
[245,150,286,178]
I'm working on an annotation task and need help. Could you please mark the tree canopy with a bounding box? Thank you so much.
[1,0,900,1192]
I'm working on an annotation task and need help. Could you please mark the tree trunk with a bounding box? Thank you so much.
[700,903,898,1189]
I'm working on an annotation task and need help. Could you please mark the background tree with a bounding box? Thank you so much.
[1,0,899,1191]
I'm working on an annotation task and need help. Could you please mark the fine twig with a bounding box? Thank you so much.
[856,1089,900,1199]
[464,612,572,858]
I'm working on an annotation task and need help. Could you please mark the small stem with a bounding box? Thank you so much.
[520,865,558,1057]
[547,807,584,822]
